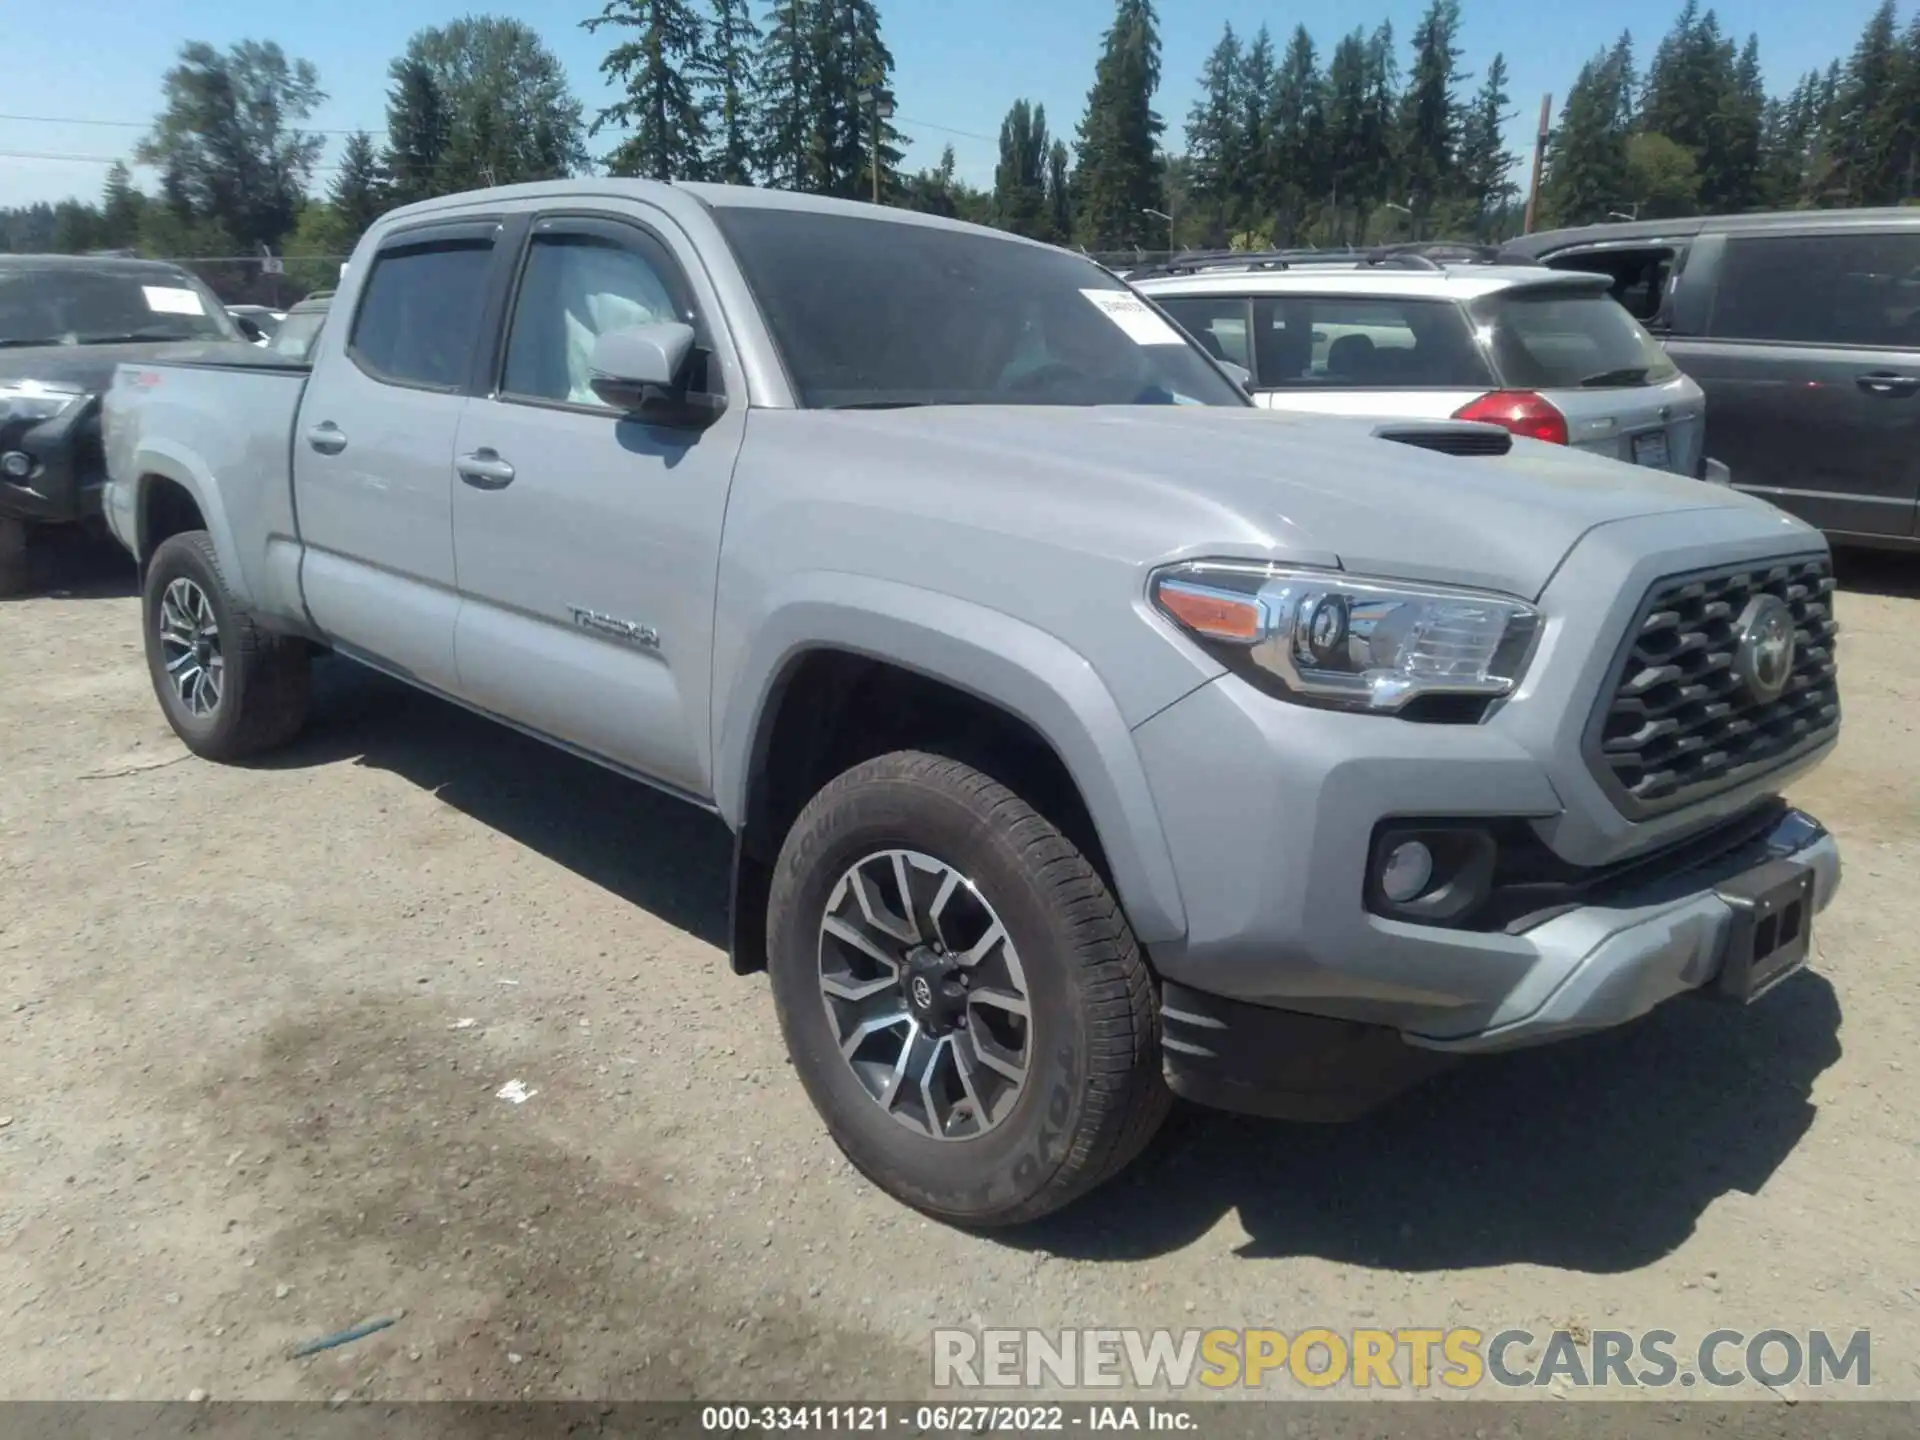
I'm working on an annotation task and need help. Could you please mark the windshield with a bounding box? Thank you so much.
[0,267,238,348]
[709,207,1249,410]
[1470,286,1677,389]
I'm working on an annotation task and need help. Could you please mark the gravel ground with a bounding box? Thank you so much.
[1,534,1916,1409]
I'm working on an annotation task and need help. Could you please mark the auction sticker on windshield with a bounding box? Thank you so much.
[1081,288,1185,345]
[142,286,207,316]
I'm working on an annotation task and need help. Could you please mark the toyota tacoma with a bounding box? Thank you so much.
[100,181,1842,1225]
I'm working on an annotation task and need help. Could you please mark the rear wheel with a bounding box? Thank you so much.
[142,530,310,760]
[766,750,1169,1225]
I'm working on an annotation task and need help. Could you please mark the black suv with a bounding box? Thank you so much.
[0,254,247,594]
[1504,209,1920,551]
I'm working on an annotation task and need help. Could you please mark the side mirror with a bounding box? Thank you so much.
[234,315,265,344]
[588,322,724,428]
[1218,360,1253,394]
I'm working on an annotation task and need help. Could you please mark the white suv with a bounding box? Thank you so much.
[1131,248,1712,477]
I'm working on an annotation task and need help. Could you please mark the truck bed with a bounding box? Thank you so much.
[103,352,313,624]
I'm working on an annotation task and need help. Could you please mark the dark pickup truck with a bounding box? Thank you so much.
[0,253,246,593]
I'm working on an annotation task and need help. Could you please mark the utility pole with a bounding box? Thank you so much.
[858,86,895,205]
[1523,92,1552,234]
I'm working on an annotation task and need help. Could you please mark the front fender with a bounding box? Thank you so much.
[713,572,1191,946]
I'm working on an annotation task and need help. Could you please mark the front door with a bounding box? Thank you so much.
[1676,228,1920,540]
[292,218,506,690]
[449,210,747,799]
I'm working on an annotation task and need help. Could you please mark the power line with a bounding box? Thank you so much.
[0,111,388,137]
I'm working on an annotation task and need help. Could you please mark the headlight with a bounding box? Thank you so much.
[0,380,87,424]
[1150,560,1541,716]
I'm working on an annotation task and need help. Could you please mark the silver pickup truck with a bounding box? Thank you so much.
[101,180,1842,1225]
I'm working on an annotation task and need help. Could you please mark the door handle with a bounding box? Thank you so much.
[1855,371,1920,396]
[305,422,348,455]
[457,449,516,490]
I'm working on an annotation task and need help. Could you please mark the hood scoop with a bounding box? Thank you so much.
[1371,420,1514,458]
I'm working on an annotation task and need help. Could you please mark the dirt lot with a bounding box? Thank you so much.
[1,535,1917,1407]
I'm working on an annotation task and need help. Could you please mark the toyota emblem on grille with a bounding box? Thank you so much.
[1733,594,1797,702]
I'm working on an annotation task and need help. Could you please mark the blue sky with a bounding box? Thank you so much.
[0,0,1898,212]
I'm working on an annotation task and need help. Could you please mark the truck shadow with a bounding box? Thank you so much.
[257,657,733,951]
[1013,971,1842,1273]
[265,658,1842,1277]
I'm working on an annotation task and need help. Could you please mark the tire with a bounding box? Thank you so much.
[0,517,28,599]
[766,750,1170,1226]
[142,530,311,760]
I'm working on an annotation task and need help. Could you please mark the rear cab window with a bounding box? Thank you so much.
[1708,230,1920,348]
[348,235,497,390]
[1472,285,1678,390]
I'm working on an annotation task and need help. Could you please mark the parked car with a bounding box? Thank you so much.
[102,180,1840,1224]
[0,253,248,595]
[1503,209,1920,549]
[1131,248,1714,478]
[266,291,330,361]
[226,304,286,345]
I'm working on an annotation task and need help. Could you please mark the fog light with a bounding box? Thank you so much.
[1,451,31,479]
[1380,840,1434,903]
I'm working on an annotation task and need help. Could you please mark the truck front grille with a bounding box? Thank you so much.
[1587,555,1839,818]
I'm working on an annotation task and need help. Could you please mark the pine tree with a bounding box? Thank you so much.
[1236,26,1275,238]
[754,0,816,189]
[1399,0,1464,230]
[585,0,711,181]
[1046,140,1073,243]
[703,0,761,183]
[1712,35,1768,212]
[383,56,450,205]
[329,131,387,239]
[994,100,1052,238]
[1541,33,1637,226]
[1073,0,1165,249]
[1321,30,1371,241]
[1831,0,1908,204]
[1186,24,1245,246]
[1358,22,1401,230]
[1261,26,1322,244]
[1457,53,1518,238]
[831,0,906,200]
[99,162,145,250]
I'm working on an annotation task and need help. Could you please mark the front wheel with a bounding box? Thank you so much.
[142,530,311,760]
[766,750,1170,1225]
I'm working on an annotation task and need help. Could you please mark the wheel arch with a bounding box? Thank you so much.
[714,575,1190,974]
[130,448,242,587]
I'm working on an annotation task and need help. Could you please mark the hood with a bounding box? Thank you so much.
[804,405,1794,599]
[0,339,255,393]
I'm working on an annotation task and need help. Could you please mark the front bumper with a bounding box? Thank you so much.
[1130,512,1842,1052]
[0,400,105,527]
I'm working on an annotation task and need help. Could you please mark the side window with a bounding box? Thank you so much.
[1249,296,1494,390]
[501,228,718,408]
[1155,297,1253,372]
[348,238,495,390]
[1710,232,1920,348]
[1546,247,1675,323]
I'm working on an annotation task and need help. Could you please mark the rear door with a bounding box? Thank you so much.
[292,217,512,691]
[1469,279,1704,475]
[448,208,747,798]
[1674,227,1920,540]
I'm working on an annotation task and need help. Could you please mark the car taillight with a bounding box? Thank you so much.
[1452,390,1569,446]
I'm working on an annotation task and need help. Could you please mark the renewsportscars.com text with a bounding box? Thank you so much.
[931,1327,1873,1391]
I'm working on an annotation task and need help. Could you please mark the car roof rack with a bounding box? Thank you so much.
[1127,239,1534,282]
